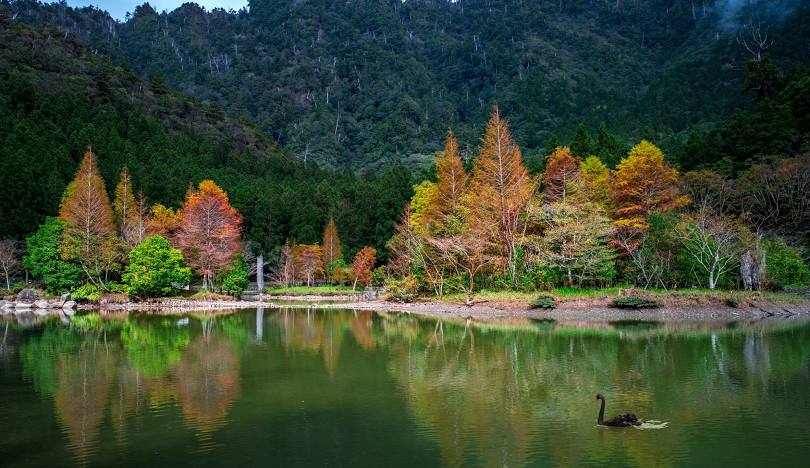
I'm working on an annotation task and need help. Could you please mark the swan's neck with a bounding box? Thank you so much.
[598,398,605,425]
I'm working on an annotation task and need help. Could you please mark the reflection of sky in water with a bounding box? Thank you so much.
[1,309,809,467]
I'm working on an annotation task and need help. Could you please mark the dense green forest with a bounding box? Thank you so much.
[5,0,809,168]
[0,16,414,258]
[0,2,808,298]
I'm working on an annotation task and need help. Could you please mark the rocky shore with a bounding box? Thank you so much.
[4,290,809,324]
[0,289,76,314]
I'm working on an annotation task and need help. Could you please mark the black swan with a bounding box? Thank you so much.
[596,394,640,427]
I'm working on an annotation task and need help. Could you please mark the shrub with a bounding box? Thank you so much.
[220,255,249,297]
[764,240,810,289]
[123,236,192,298]
[23,217,84,293]
[72,283,101,303]
[385,276,419,303]
[609,295,661,309]
[529,293,557,309]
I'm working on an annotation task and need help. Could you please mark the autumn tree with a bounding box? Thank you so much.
[612,140,688,251]
[388,206,448,296]
[321,217,343,275]
[176,180,243,290]
[349,246,377,290]
[426,129,468,234]
[533,198,616,287]
[736,156,810,238]
[542,147,580,202]
[113,167,137,248]
[465,106,534,282]
[293,244,323,286]
[146,204,180,241]
[428,227,499,306]
[0,239,21,290]
[58,146,121,286]
[579,156,612,209]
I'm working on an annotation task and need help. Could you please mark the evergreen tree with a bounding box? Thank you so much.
[593,122,628,168]
[570,123,593,159]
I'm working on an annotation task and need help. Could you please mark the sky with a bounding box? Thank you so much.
[59,1,249,20]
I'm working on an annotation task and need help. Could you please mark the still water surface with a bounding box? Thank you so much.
[1,308,809,467]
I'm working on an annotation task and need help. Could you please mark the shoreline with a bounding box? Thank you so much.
[49,295,810,323]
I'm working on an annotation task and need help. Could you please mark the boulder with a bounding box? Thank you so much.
[59,293,71,306]
[33,299,50,309]
[15,301,32,309]
[16,288,38,304]
[62,300,76,310]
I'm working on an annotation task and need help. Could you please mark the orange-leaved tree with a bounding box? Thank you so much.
[113,167,149,248]
[350,246,377,290]
[465,106,534,281]
[321,217,343,267]
[612,140,688,252]
[293,244,323,286]
[147,203,180,241]
[542,146,581,202]
[427,129,468,234]
[176,180,242,290]
[58,146,120,286]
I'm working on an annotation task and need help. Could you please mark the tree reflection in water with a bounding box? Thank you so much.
[10,309,810,466]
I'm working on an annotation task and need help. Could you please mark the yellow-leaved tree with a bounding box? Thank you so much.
[612,140,688,252]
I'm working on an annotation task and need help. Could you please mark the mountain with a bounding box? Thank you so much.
[0,15,415,257]
[6,0,809,168]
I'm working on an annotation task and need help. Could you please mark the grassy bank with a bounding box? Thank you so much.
[263,285,360,296]
[434,287,809,306]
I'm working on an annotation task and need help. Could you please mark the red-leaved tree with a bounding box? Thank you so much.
[349,246,377,290]
[176,180,242,290]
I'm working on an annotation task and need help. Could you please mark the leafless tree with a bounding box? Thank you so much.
[0,239,21,290]
[737,22,773,66]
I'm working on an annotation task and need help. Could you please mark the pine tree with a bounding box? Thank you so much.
[593,122,628,168]
[58,146,120,286]
[570,123,593,158]
[466,106,534,281]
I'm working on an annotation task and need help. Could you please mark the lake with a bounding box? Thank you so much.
[2,308,809,467]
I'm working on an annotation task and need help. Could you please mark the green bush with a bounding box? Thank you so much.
[528,293,557,309]
[385,276,419,303]
[764,240,810,289]
[609,295,661,309]
[72,284,101,303]
[122,236,192,298]
[220,255,249,297]
[23,217,84,293]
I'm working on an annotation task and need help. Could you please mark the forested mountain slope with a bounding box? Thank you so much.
[0,16,414,257]
[6,0,808,168]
